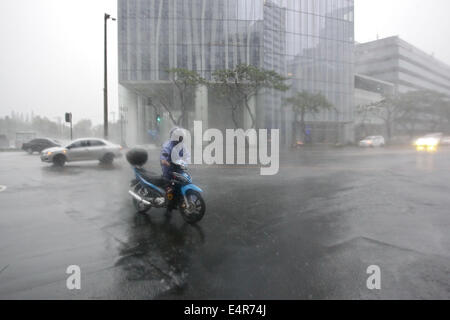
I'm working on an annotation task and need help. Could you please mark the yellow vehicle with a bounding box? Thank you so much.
[414,133,443,152]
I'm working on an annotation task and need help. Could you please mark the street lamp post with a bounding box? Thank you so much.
[119,105,127,147]
[104,13,116,140]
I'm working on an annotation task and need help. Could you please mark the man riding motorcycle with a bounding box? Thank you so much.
[126,126,204,223]
[160,127,190,179]
[160,127,191,214]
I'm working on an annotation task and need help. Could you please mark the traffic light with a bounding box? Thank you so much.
[156,114,161,124]
[65,113,73,140]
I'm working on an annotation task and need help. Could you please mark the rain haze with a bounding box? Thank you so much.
[0,0,449,121]
[0,0,118,123]
[1,0,450,304]
[355,0,450,63]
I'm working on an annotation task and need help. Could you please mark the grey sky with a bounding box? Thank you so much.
[0,0,118,125]
[0,0,449,124]
[355,0,450,62]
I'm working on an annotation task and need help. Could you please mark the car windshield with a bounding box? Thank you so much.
[90,140,106,146]
[66,141,84,148]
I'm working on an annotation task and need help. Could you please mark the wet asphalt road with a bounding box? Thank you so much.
[0,147,449,300]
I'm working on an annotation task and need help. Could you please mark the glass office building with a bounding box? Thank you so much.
[118,0,354,146]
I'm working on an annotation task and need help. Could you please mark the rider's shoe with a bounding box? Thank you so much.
[164,208,173,220]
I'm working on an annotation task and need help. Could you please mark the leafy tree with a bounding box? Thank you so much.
[285,90,333,144]
[435,95,450,133]
[412,90,450,133]
[360,90,450,140]
[31,116,59,137]
[359,94,404,141]
[208,75,243,128]
[356,103,381,138]
[167,68,206,128]
[0,113,70,142]
[393,92,423,137]
[148,85,178,126]
[73,119,93,138]
[212,64,289,129]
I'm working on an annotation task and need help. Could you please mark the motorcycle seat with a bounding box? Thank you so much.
[135,168,170,187]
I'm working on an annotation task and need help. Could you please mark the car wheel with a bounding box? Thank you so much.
[100,153,114,165]
[53,154,66,167]
[27,148,33,154]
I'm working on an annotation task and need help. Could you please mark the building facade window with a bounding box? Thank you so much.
[119,0,355,145]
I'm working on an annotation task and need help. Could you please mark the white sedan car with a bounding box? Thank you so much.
[41,138,123,167]
[359,136,386,148]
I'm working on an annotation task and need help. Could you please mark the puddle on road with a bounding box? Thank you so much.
[40,163,122,176]
[415,153,435,172]
[114,213,205,297]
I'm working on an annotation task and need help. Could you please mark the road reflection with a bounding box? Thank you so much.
[415,152,435,171]
[40,162,121,176]
[114,212,205,297]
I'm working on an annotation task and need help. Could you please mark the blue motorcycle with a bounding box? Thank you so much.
[127,148,205,224]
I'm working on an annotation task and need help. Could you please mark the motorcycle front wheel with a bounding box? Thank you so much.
[179,190,206,224]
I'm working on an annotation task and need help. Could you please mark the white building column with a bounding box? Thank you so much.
[195,85,208,130]
[119,84,138,147]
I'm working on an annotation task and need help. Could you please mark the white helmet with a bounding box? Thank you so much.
[169,127,179,137]
[170,127,185,143]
